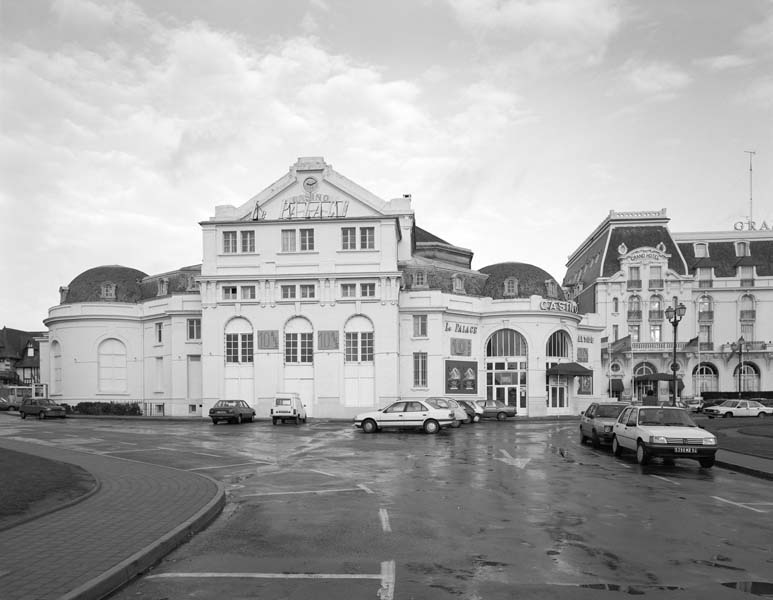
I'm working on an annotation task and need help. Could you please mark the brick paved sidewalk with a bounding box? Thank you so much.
[0,438,224,600]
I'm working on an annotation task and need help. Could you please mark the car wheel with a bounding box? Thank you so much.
[636,442,649,465]
[272,418,277,425]
[295,416,300,425]
[699,457,715,468]
[20,411,26,419]
[423,419,440,434]
[579,427,587,444]
[212,419,218,425]
[496,412,506,421]
[723,412,733,418]
[758,412,767,418]
[303,417,307,423]
[591,431,601,449]
[362,419,377,434]
[612,436,622,456]
[39,411,46,420]
[450,420,461,428]
[463,417,472,424]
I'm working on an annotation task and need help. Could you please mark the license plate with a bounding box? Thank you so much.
[675,447,697,454]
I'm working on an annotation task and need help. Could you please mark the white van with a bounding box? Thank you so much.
[271,393,307,425]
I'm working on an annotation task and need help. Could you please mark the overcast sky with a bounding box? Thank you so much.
[1,0,771,331]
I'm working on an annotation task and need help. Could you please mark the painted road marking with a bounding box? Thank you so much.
[713,496,768,513]
[651,475,679,485]
[241,487,367,497]
[189,461,270,471]
[494,449,531,469]
[379,508,392,533]
[148,559,397,600]
[358,484,375,494]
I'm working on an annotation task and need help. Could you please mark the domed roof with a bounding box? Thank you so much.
[479,262,565,301]
[63,265,148,304]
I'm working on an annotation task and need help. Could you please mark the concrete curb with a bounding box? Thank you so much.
[58,476,226,600]
[714,460,773,481]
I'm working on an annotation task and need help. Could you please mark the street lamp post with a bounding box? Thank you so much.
[665,302,687,406]
[731,337,745,399]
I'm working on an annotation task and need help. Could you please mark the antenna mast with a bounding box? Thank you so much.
[745,150,756,228]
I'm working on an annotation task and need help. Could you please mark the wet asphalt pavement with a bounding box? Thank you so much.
[8,417,773,599]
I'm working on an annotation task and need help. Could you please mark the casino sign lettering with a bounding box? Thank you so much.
[253,193,349,221]
[539,300,578,313]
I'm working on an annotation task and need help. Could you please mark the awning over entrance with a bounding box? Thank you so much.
[546,362,593,376]
[608,378,624,392]
[634,373,675,382]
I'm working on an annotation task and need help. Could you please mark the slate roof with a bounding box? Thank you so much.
[678,240,773,277]
[603,226,686,277]
[479,262,565,300]
[63,265,149,304]
[414,226,450,245]
[0,327,45,360]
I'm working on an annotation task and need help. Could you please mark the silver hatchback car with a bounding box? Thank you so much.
[580,402,627,448]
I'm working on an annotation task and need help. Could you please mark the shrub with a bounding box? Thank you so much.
[74,401,142,416]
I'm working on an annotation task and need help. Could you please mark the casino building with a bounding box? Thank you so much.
[40,157,604,419]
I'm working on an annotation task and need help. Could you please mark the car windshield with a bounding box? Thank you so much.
[596,405,625,418]
[638,408,696,427]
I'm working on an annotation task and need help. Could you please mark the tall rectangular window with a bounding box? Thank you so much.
[360,227,375,249]
[341,283,356,297]
[612,324,619,341]
[241,230,255,253]
[285,333,313,363]
[223,286,237,300]
[629,325,640,343]
[413,352,428,387]
[649,324,661,342]
[360,332,374,362]
[413,315,427,337]
[344,332,374,362]
[281,285,296,299]
[240,333,253,363]
[342,227,356,250]
[226,333,239,362]
[740,322,754,341]
[155,322,163,343]
[300,228,315,251]
[241,285,256,300]
[300,284,315,299]
[187,318,201,340]
[281,229,296,252]
[223,231,237,254]
[360,283,376,297]
[345,332,358,362]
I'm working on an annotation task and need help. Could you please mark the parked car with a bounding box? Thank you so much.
[683,398,703,412]
[271,393,307,425]
[697,398,726,412]
[423,397,467,427]
[209,399,256,425]
[354,399,455,434]
[612,405,718,468]
[19,398,66,420]
[475,399,517,420]
[703,399,773,419]
[457,399,483,423]
[0,396,11,411]
[579,402,627,448]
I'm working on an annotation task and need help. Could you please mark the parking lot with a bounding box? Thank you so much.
[2,414,772,599]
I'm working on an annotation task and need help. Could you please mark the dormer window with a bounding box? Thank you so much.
[545,280,558,298]
[26,340,34,357]
[694,243,708,258]
[157,278,168,296]
[101,282,116,299]
[452,275,465,293]
[186,275,199,291]
[503,277,518,297]
[413,271,426,287]
[735,241,750,257]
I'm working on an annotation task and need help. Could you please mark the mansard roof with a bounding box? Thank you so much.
[64,265,148,304]
[479,262,566,300]
[677,239,773,277]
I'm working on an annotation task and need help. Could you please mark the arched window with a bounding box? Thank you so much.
[649,295,663,320]
[634,362,656,376]
[546,330,570,358]
[98,338,127,393]
[698,295,713,318]
[285,317,313,364]
[504,278,518,297]
[629,295,641,311]
[344,316,374,363]
[612,297,619,313]
[692,362,718,393]
[734,362,760,393]
[225,317,253,363]
[486,329,528,357]
[51,341,62,395]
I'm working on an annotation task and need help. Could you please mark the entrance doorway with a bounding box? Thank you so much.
[485,329,529,415]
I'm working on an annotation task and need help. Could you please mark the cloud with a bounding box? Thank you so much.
[696,54,754,71]
[444,0,622,65]
[623,60,692,98]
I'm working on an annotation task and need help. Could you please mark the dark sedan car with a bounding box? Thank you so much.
[475,399,517,420]
[209,400,256,424]
[19,398,66,419]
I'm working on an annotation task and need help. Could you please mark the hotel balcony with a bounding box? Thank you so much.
[740,309,756,320]
[627,280,642,291]
[698,310,714,321]
[740,279,755,287]
[627,310,642,321]
[697,279,713,288]
[648,310,664,321]
[648,279,664,290]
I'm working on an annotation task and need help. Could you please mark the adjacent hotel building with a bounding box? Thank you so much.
[41,157,604,419]
[563,209,773,402]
